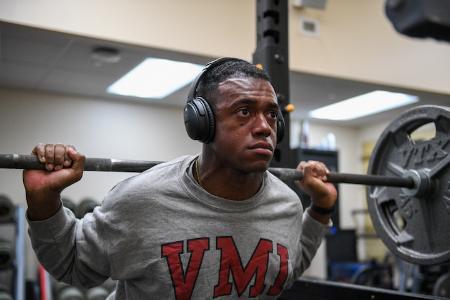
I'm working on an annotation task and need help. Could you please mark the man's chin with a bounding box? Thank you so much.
[244,160,271,173]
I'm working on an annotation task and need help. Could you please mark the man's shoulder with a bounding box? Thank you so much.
[266,172,298,196]
[142,155,192,175]
[105,155,194,200]
[121,155,192,184]
[265,171,302,208]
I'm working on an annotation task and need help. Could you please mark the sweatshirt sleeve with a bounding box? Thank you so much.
[293,209,331,278]
[27,201,112,288]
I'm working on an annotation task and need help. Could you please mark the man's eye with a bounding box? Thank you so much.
[268,111,278,119]
[238,108,250,116]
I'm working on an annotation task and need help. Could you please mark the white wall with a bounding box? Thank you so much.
[290,0,450,94]
[1,0,449,94]
[0,87,201,278]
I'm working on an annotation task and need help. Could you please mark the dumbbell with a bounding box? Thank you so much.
[86,286,109,300]
[58,287,85,300]
[0,292,12,300]
[101,278,116,293]
[0,240,13,270]
[53,280,85,300]
[0,195,14,223]
[61,197,77,216]
[76,198,99,218]
[0,269,13,298]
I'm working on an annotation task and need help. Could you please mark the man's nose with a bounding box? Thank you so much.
[252,114,272,137]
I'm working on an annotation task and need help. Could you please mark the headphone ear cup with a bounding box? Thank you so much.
[276,114,285,144]
[184,97,215,143]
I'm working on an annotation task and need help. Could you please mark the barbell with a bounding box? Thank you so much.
[0,153,415,188]
[0,105,448,266]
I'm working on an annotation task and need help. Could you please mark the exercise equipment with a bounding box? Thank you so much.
[0,269,13,300]
[0,240,13,270]
[61,197,77,216]
[57,287,85,300]
[76,198,99,218]
[52,280,85,300]
[0,292,12,300]
[253,0,290,168]
[351,261,393,290]
[0,105,448,266]
[2,205,26,300]
[0,196,14,223]
[433,272,450,298]
[280,277,440,300]
[367,105,450,265]
[85,286,109,300]
[100,278,116,293]
[51,278,111,300]
[0,198,15,275]
[0,152,415,187]
[385,0,450,43]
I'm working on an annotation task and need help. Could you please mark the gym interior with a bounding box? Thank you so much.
[0,1,449,299]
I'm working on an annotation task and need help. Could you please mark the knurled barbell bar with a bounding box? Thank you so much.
[0,105,448,266]
[0,153,416,188]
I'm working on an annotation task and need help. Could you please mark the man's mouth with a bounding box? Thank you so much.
[248,142,274,155]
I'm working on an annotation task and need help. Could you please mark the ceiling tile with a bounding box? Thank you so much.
[1,22,71,66]
[54,39,145,78]
[39,68,117,96]
[2,35,68,66]
[0,60,48,88]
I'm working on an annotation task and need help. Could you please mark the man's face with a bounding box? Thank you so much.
[211,77,279,173]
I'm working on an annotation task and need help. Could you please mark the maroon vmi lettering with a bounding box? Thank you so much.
[267,243,289,296]
[161,238,210,300]
[162,237,291,299]
[214,237,273,298]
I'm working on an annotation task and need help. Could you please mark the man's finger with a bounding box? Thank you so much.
[44,144,55,163]
[44,144,55,171]
[67,147,85,171]
[63,145,76,167]
[33,143,46,163]
[54,144,66,170]
[297,161,306,172]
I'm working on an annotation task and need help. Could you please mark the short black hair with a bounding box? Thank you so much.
[196,59,271,107]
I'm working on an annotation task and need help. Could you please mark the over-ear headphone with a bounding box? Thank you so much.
[184,57,285,144]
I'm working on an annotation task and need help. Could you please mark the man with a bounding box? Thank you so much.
[23,58,337,299]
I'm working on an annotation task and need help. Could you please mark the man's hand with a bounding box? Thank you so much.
[296,160,338,224]
[23,143,85,220]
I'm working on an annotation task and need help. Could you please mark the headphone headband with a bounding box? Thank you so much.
[187,57,249,103]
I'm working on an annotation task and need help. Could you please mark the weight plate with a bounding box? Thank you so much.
[433,272,450,298]
[367,105,450,265]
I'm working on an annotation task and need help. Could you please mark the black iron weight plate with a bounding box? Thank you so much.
[367,105,450,265]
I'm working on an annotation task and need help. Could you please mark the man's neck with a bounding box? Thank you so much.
[195,154,265,201]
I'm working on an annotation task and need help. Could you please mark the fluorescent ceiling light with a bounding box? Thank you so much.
[309,90,419,120]
[107,58,203,99]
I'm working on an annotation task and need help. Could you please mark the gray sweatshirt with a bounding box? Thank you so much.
[28,155,329,299]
